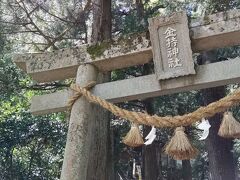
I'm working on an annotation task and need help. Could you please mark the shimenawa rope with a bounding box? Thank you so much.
[68,81,240,128]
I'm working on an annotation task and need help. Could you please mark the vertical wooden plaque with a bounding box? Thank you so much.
[148,12,195,80]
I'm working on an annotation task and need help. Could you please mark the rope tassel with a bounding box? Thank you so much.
[164,127,198,160]
[218,111,240,138]
[122,123,144,147]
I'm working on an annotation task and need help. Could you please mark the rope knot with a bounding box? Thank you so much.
[68,81,96,109]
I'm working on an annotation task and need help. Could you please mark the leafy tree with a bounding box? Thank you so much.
[0,6,68,179]
[1,0,240,179]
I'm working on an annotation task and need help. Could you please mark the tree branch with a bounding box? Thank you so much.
[0,30,38,35]
[44,27,73,50]
[22,81,70,91]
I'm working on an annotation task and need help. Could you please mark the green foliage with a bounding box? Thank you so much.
[0,112,67,179]
[0,17,67,179]
[1,0,240,179]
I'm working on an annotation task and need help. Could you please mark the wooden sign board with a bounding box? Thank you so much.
[148,12,195,80]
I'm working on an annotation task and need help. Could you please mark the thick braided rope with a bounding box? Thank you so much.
[68,81,96,109]
[69,82,240,128]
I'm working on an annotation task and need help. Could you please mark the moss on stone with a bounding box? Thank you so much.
[203,15,211,25]
[87,41,111,59]
[86,32,149,59]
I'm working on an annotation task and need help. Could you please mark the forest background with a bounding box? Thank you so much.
[1,0,240,179]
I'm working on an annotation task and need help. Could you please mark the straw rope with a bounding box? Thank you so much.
[68,81,240,128]
[68,81,96,108]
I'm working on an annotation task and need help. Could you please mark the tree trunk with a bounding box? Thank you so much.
[182,160,192,180]
[86,93,110,180]
[136,0,144,18]
[89,1,113,180]
[143,126,162,180]
[167,158,178,180]
[142,64,163,180]
[91,0,112,42]
[139,0,162,177]
[177,107,193,180]
[200,51,236,180]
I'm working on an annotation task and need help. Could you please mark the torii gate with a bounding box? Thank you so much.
[14,9,240,179]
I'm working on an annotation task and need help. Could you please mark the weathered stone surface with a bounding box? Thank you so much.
[13,9,240,83]
[60,64,99,180]
[190,9,240,27]
[13,34,151,82]
[31,57,240,115]
[190,9,240,52]
[148,11,195,80]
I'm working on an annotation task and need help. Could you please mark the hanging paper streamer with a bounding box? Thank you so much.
[136,165,142,180]
[144,126,156,145]
[132,159,136,178]
[196,118,211,140]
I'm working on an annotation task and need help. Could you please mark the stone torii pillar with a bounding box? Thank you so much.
[61,64,108,180]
